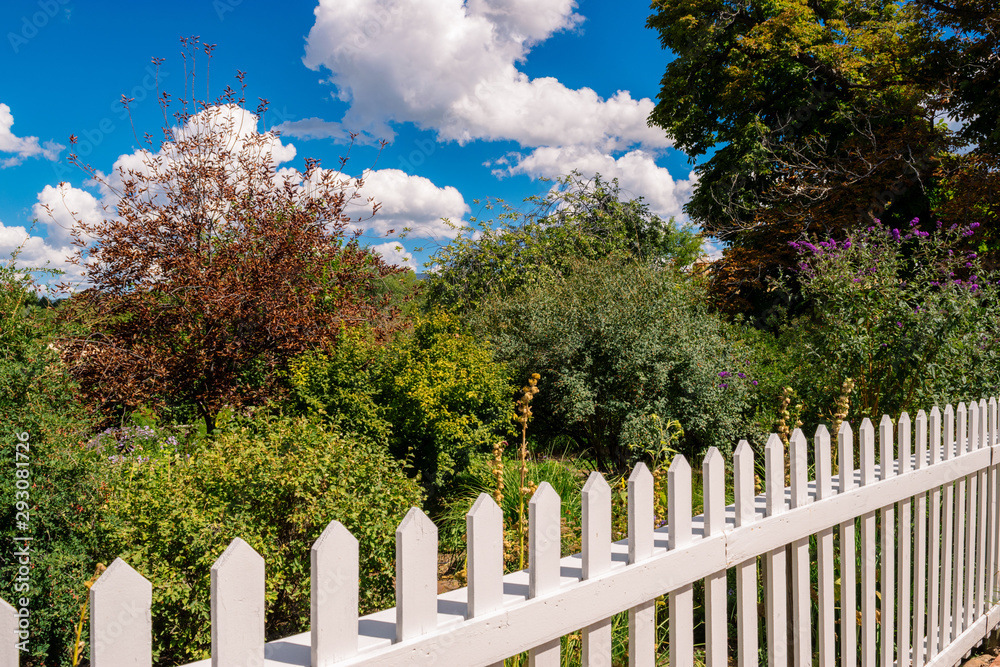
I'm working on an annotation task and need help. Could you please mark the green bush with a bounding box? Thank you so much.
[776,219,1000,427]
[94,416,422,665]
[379,310,515,495]
[475,257,761,468]
[284,312,515,497]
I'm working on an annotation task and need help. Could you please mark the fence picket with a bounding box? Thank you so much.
[815,425,836,667]
[211,538,264,667]
[734,440,760,667]
[929,406,943,657]
[913,411,928,667]
[879,415,896,667]
[467,494,504,667]
[669,456,694,667]
[0,598,16,667]
[963,403,977,630]
[89,557,152,667]
[529,482,561,666]
[976,400,988,619]
[627,463,655,667]
[582,472,613,667]
[897,413,912,667]
[703,448,727,667]
[989,398,999,609]
[764,434,788,667]
[396,508,438,642]
[311,521,359,665]
[859,419,877,667]
[789,429,811,667]
[954,404,969,637]
[941,405,955,648]
[840,422,859,667]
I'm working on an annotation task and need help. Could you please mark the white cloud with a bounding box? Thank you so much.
[32,183,103,247]
[501,146,698,222]
[0,219,79,288]
[357,168,469,240]
[369,241,416,270]
[0,103,63,167]
[274,117,349,141]
[303,0,671,152]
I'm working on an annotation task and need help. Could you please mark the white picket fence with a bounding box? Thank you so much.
[5,399,1000,667]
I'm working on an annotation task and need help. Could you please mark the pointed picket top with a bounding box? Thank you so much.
[931,406,942,464]
[898,412,912,474]
[88,557,152,667]
[669,455,692,550]
[734,440,756,527]
[970,400,981,451]
[979,399,988,450]
[395,507,438,642]
[582,472,612,580]
[859,418,876,485]
[915,411,927,470]
[789,429,808,509]
[312,520,358,665]
[628,463,654,564]
[703,447,726,535]
[0,597,16,667]
[944,404,955,459]
[529,482,561,599]
[989,397,998,448]
[815,425,832,500]
[958,402,968,454]
[466,494,504,619]
[765,433,785,516]
[879,415,894,480]
[839,422,855,493]
[211,538,264,667]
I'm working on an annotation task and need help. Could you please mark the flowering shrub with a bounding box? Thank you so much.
[86,425,179,464]
[779,218,1000,424]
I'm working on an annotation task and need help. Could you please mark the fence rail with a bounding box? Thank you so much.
[5,399,1000,667]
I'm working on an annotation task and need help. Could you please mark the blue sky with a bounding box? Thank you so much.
[0,0,700,285]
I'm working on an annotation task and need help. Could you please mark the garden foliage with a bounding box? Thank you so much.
[776,219,1000,426]
[93,416,421,665]
[424,172,703,313]
[475,257,759,468]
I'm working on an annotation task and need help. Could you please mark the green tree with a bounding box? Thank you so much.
[424,171,703,312]
[647,0,999,316]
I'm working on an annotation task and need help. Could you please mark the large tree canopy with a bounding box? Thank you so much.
[647,0,1000,316]
[54,57,403,431]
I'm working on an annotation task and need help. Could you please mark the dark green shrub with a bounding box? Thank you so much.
[474,257,761,468]
[94,416,422,665]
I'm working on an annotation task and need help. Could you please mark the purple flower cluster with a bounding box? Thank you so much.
[718,365,759,389]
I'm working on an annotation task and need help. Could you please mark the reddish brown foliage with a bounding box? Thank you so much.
[52,48,404,430]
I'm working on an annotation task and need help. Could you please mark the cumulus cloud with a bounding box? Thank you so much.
[32,183,103,247]
[0,103,63,167]
[501,146,698,222]
[0,219,79,289]
[303,0,671,152]
[357,169,469,240]
[369,241,417,269]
